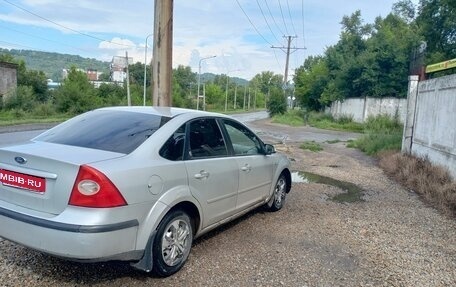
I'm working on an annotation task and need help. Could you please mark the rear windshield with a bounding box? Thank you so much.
[35,110,171,154]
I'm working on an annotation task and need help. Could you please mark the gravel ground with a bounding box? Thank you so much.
[0,122,455,286]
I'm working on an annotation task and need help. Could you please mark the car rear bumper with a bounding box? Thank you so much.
[0,205,141,261]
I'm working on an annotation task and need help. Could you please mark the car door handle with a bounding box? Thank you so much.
[194,170,210,180]
[241,164,251,172]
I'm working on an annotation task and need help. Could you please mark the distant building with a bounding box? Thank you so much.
[110,56,132,83]
[0,61,18,101]
[87,69,103,81]
[62,68,103,81]
[47,79,61,90]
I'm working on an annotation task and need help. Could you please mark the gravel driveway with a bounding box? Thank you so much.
[0,120,455,286]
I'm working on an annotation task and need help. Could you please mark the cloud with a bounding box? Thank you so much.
[98,38,136,50]
[0,0,407,79]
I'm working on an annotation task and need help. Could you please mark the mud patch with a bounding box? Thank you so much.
[292,171,364,203]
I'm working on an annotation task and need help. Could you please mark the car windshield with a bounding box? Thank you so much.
[35,110,171,154]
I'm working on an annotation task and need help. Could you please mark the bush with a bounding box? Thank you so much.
[3,86,37,112]
[351,114,403,155]
[365,114,402,133]
[32,102,57,117]
[267,88,287,116]
[336,114,354,124]
[353,133,402,155]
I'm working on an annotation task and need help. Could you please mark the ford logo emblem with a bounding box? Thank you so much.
[14,156,27,164]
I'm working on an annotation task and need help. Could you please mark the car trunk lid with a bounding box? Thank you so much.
[0,141,125,215]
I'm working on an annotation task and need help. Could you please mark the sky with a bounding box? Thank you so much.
[0,0,405,80]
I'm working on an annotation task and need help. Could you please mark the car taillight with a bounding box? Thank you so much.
[69,165,127,208]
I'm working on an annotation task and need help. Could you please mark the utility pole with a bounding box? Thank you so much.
[271,36,306,85]
[248,88,251,110]
[243,85,247,110]
[152,0,173,106]
[125,51,131,106]
[233,85,237,110]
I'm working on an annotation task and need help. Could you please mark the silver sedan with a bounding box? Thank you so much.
[0,107,291,276]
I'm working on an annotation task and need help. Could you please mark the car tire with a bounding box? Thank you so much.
[152,210,193,277]
[267,174,288,212]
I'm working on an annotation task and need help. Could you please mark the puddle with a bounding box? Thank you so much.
[292,171,364,203]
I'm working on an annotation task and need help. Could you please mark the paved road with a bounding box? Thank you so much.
[0,110,360,147]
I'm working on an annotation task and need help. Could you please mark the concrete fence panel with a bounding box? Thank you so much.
[411,74,456,178]
[327,97,407,123]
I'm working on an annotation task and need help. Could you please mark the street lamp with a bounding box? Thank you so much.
[143,34,153,106]
[197,55,216,110]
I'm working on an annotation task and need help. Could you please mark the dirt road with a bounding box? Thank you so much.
[0,119,454,286]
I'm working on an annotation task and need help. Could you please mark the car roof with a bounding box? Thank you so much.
[96,106,227,119]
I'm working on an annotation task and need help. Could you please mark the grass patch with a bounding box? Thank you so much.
[300,141,323,152]
[272,111,402,155]
[379,151,456,217]
[307,112,364,133]
[272,110,305,126]
[0,117,68,127]
[0,106,71,127]
[272,110,364,132]
[350,114,403,155]
[326,139,341,144]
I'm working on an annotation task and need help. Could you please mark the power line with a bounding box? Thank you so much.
[235,0,273,46]
[0,24,93,53]
[3,0,134,48]
[264,0,285,36]
[301,0,306,58]
[272,48,283,72]
[286,0,298,37]
[255,0,281,44]
[277,0,289,35]
[272,35,306,84]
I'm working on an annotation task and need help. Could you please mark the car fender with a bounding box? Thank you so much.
[135,185,203,250]
[268,155,292,196]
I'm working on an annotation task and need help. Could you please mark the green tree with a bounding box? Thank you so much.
[97,83,125,106]
[128,62,146,85]
[416,0,456,62]
[204,83,224,109]
[362,14,420,98]
[172,65,196,108]
[54,67,100,114]
[294,56,329,110]
[324,11,372,101]
[20,69,49,102]
[267,87,287,116]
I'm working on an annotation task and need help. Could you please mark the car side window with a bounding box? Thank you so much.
[223,120,263,156]
[189,118,228,159]
[159,125,186,161]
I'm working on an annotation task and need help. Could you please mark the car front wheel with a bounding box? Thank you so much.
[152,210,193,277]
[267,174,288,212]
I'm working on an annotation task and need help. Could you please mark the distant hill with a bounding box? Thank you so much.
[200,73,249,86]
[0,48,110,81]
[0,48,250,84]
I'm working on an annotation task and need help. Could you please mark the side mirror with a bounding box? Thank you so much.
[264,144,276,155]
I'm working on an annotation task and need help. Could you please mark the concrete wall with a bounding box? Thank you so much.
[411,74,456,179]
[327,97,407,123]
[0,62,18,99]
